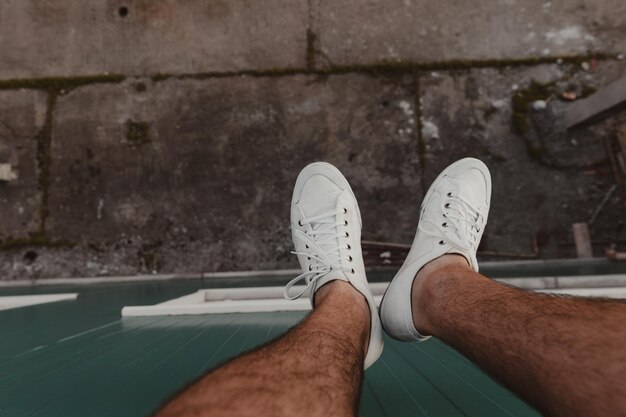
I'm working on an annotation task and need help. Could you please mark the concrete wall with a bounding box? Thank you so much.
[0,0,625,279]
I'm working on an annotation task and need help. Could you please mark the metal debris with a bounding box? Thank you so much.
[565,75,626,128]
[562,91,577,101]
[588,185,617,225]
[606,246,626,261]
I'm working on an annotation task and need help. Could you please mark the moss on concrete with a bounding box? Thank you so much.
[413,75,427,195]
[511,80,554,136]
[321,54,612,76]
[151,74,173,82]
[138,250,162,271]
[35,92,58,236]
[0,75,126,93]
[147,54,614,82]
[0,54,613,90]
[0,75,126,240]
[126,120,151,146]
[510,79,565,161]
[0,236,75,251]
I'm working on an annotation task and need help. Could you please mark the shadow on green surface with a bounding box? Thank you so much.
[0,277,543,416]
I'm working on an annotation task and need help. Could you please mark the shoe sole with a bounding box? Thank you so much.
[378,157,491,339]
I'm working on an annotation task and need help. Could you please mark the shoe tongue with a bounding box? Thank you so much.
[298,175,341,218]
[298,175,349,302]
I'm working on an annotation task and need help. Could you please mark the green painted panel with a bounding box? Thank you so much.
[0,279,540,417]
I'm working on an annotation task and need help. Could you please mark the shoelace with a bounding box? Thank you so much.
[420,192,484,251]
[284,209,352,300]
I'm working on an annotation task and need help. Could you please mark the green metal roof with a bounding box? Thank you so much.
[0,277,540,417]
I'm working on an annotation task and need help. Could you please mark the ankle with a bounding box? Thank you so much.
[411,254,469,335]
[315,280,364,307]
[314,280,371,355]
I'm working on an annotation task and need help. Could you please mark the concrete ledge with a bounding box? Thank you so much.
[121,279,626,316]
[0,273,202,287]
[313,0,626,67]
[2,259,626,287]
[3,0,624,78]
[202,269,301,279]
[0,0,309,79]
[0,293,77,311]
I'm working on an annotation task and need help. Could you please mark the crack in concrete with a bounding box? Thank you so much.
[0,119,28,140]
[306,0,316,71]
[0,54,613,91]
[414,73,427,198]
[147,54,615,82]
[0,75,127,245]
[0,74,126,91]
[35,91,57,237]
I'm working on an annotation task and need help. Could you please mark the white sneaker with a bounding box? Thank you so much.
[284,162,383,369]
[379,158,491,341]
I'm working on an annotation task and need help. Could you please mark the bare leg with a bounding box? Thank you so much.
[413,255,626,417]
[155,281,369,417]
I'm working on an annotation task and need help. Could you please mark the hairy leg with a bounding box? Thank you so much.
[412,255,626,417]
[155,281,369,417]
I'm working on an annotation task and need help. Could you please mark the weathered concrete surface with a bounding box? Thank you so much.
[521,60,626,167]
[0,0,308,79]
[313,0,626,67]
[0,62,624,279]
[21,75,422,278]
[3,0,624,81]
[419,60,626,258]
[0,90,47,239]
